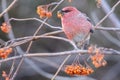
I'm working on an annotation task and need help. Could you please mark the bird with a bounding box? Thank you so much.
[57,6,94,49]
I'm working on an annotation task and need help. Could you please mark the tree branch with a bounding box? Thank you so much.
[0,47,120,63]
[0,0,18,18]
[95,0,120,28]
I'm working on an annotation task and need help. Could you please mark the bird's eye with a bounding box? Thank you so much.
[62,10,71,13]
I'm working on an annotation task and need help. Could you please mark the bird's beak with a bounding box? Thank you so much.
[57,10,64,18]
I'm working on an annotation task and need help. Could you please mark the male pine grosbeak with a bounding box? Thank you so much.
[57,6,94,49]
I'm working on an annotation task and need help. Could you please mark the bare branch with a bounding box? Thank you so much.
[7,35,77,49]
[11,0,65,80]
[0,0,120,79]
[9,17,62,30]
[0,0,18,18]
[95,0,120,28]
[101,0,120,27]
[96,27,120,31]
[0,47,120,63]
[9,18,120,32]
[51,55,71,80]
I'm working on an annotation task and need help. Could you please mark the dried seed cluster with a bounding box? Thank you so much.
[65,64,94,76]
[0,48,13,59]
[88,46,107,68]
[64,45,107,76]
[96,0,102,8]
[37,5,52,18]
[90,49,107,68]
[2,71,9,80]
[0,22,10,33]
[57,12,62,18]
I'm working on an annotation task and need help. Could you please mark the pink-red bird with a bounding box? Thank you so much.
[57,6,94,48]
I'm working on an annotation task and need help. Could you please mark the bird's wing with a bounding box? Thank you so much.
[81,13,94,33]
[81,13,94,24]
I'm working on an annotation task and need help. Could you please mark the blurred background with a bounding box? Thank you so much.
[0,0,120,80]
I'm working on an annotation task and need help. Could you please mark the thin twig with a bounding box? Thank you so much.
[1,0,18,80]
[9,18,62,30]
[0,47,120,63]
[101,0,120,27]
[96,27,120,31]
[11,0,65,80]
[9,35,77,49]
[5,30,63,47]
[8,49,17,79]
[91,11,120,48]
[0,49,86,63]
[9,18,120,31]
[0,0,18,18]
[1,0,119,79]
[95,0,120,28]
[51,55,71,80]
[9,17,120,33]
[42,30,63,36]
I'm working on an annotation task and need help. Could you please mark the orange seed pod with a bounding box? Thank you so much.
[0,22,10,33]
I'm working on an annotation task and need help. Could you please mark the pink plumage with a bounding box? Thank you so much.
[58,6,93,48]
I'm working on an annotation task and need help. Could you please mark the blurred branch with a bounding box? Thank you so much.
[6,35,77,49]
[0,0,120,79]
[9,17,120,31]
[24,57,96,80]
[1,0,19,80]
[96,27,120,31]
[101,0,120,27]
[0,47,120,63]
[11,0,65,80]
[51,55,71,80]
[51,0,120,77]
[95,0,120,28]
[0,0,18,18]
[91,11,120,47]
[2,26,120,49]
[9,18,62,30]
[101,0,120,41]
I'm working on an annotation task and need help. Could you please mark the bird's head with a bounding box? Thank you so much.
[57,6,80,18]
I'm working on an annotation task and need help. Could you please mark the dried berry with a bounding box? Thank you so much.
[0,22,11,33]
